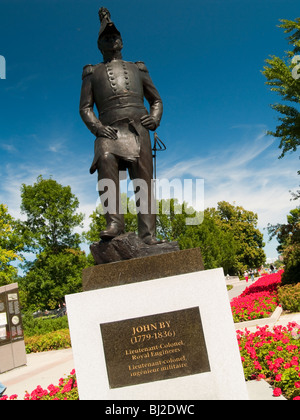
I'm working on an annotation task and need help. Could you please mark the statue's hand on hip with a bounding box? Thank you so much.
[140,115,157,131]
[96,125,118,140]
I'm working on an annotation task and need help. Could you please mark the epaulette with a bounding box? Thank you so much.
[135,61,149,73]
[82,64,95,80]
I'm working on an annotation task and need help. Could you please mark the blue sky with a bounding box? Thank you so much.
[0,0,299,260]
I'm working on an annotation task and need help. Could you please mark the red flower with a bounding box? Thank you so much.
[273,387,282,397]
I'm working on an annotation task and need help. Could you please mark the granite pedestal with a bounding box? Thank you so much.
[82,247,204,291]
[66,267,249,400]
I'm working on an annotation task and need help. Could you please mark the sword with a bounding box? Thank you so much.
[152,132,167,181]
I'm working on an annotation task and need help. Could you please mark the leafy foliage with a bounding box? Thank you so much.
[278,282,300,312]
[25,329,71,354]
[262,18,300,159]
[268,206,300,285]
[205,201,265,274]
[17,176,91,310]
[22,313,69,337]
[19,175,84,254]
[0,204,23,286]
[19,249,90,310]
[84,198,265,275]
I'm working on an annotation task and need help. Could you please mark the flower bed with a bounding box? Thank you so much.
[2,321,300,401]
[1,322,300,400]
[237,322,300,400]
[231,272,282,323]
[0,370,78,401]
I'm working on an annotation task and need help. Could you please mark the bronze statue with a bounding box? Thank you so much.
[80,7,163,245]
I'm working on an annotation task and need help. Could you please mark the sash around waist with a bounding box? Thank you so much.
[98,93,146,116]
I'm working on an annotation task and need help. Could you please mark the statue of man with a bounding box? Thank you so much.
[79,7,163,245]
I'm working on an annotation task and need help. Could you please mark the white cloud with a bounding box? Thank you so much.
[0,144,17,153]
[4,74,39,92]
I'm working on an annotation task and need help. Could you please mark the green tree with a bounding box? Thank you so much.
[207,201,266,274]
[0,204,23,286]
[268,206,300,285]
[268,207,300,251]
[156,199,264,275]
[84,198,265,275]
[20,249,89,310]
[263,18,300,284]
[18,176,88,310]
[178,211,237,274]
[19,175,84,254]
[156,198,199,242]
[262,18,300,158]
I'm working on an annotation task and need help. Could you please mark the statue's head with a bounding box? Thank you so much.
[97,7,123,55]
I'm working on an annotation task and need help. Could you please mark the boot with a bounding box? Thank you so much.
[100,222,124,241]
[142,235,167,245]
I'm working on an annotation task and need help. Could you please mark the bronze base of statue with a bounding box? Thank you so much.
[90,232,179,265]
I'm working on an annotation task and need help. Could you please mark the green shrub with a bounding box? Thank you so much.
[22,313,69,337]
[25,329,71,353]
[281,261,300,285]
[281,245,300,286]
[278,283,300,312]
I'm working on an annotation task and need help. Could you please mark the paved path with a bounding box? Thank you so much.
[0,348,74,399]
[227,280,250,300]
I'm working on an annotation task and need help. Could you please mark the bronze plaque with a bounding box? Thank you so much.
[100,307,210,389]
